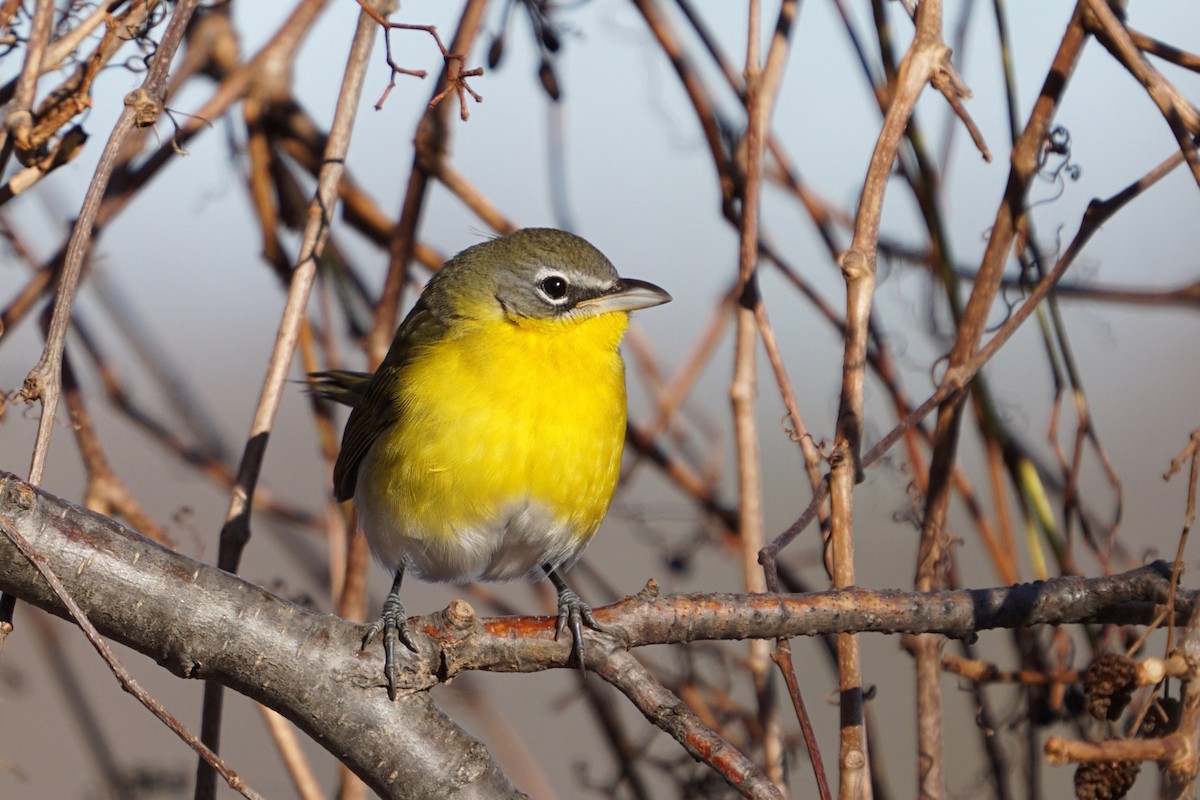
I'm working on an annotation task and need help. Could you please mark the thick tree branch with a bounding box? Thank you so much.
[0,472,519,800]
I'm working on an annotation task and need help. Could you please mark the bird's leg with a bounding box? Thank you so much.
[362,566,419,700]
[544,565,601,671]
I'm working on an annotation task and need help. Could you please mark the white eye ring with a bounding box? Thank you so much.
[536,272,570,304]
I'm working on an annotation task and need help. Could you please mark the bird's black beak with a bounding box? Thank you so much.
[576,278,672,313]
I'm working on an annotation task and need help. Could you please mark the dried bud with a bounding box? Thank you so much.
[538,60,561,101]
[487,36,504,69]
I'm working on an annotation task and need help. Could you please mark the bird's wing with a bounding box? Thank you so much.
[332,299,445,502]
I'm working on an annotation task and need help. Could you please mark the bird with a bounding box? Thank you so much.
[311,228,671,698]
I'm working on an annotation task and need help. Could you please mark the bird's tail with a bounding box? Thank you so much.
[307,370,373,408]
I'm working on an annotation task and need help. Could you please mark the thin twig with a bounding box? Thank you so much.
[61,347,169,544]
[831,2,953,794]
[369,0,489,364]
[1127,26,1200,73]
[770,641,832,800]
[1163,430,1200,651]
[1084,0,1200,189]
[729,0,786,789]
[1163,554,1200,799]
[258,706,326,800]
[351,0,483,118]
[590,641,784,800]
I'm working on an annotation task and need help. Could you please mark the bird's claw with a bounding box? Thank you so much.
[554,585,601,670]
[362,593,419,700]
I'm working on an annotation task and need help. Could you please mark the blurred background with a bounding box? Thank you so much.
[2,1,1200,797]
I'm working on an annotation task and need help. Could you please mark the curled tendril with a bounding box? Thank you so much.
[123,54,149,74]
[1026,125,1083,214]
[1037,125,1083,185]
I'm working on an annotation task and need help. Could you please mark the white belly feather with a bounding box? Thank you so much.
[355,485,588,583]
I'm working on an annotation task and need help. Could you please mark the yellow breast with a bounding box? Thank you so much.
[356,308,629,581]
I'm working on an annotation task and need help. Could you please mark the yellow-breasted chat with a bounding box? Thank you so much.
[312,228,671,697]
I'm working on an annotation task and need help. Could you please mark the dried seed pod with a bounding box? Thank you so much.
[1074,760,1139,800]
[1137,696,1181,738]
[1084,653,1136,721]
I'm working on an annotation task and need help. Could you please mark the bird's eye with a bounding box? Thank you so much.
[538,275,569,301]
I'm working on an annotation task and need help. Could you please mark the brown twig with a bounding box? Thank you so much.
[1044,284,1123,572]
[418,566,1188,667]
[1045,735,1188,766]
[1083,0,1200,188]
[60,347,169,544]
[943,655,1081,685]
[833,2,953,795]
[1126,25,1200,73]
[770,641,832,800]
[635,287,733,442]
[258,707,325,800]
[631,0,738,214]
[5,1,165,200]
[71,321,318,530]
[351,1,483,118]
[729,0,789,790]
[0,124,87,204]
[0,0,136,105]
[589,640,784,800]
[1164,558,1200,797]
[214,0,376,580]
[626,421,738,532]
[94,0,332,247]
[2,200,253,526]
[1163,430,1200,651]
[913,10,1089,790]
[369,0,489,365]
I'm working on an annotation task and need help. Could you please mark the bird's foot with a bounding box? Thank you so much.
[553,584,602,670]
[362,593,419,700]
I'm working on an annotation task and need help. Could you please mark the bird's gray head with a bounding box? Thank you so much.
[424,228,670,323]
